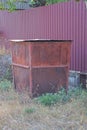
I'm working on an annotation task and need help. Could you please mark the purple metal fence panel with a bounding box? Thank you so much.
[85,10,87,73]
[0,0,86,73]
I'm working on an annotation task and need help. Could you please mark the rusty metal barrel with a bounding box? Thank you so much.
[11,39,71,97]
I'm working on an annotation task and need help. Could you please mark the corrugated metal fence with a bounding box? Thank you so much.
[0,0,86,73]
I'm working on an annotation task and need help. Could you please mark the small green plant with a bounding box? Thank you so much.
[36,88,67,106]
[0,79,12,91]
[79,89,87,109]
[3,66,13,82]
[24,107,36,114]
[36,87,87,106]
[36,93,59,106]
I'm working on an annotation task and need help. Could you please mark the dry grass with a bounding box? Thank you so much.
[0,88,87,130]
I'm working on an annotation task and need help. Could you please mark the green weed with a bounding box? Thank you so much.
[36,87,87,106]
[24,107,36,114]
[2,66,13,82]
[0,79,12,91]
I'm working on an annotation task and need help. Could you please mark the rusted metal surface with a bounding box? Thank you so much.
[31,42,71,67]
[12,42,29,66]
[32,67,68,97]
[13,66,30,91]
[11,40,71,97]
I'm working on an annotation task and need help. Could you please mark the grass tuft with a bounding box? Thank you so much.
[0,79,12,91]
[24,107,36,114]
[36,87,87,106]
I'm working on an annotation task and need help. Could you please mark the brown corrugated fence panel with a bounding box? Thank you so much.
[0,0,86,73]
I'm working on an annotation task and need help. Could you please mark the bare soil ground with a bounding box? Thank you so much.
[0,89,87,130]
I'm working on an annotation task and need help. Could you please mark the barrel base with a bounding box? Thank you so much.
[13,66,68,97]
